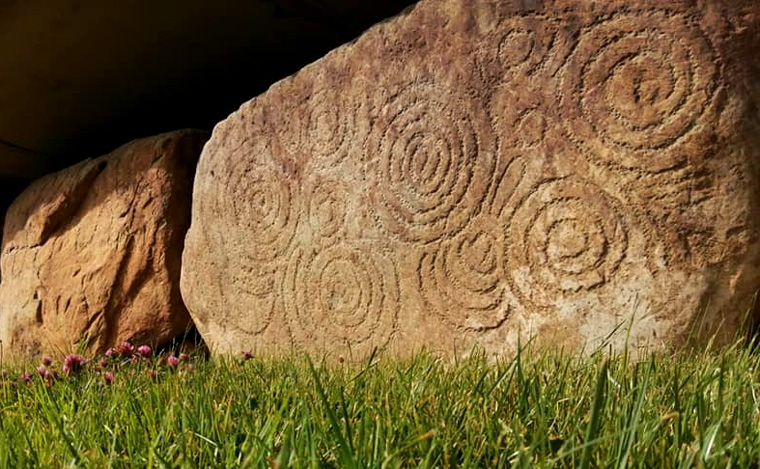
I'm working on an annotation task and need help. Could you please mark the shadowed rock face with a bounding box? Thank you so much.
[181,0,760,359]
[0,130,208,358]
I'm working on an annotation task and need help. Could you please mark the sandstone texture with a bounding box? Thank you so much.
[181,0,760,358]
[0,130,208,358]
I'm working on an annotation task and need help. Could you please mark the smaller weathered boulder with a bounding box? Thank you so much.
[0,130,208,359]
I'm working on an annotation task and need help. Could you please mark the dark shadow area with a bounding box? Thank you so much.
[0,0,419,210]
[155,326,210,360]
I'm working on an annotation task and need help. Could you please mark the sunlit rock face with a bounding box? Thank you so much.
[0,130,208,358]
[181,0,760,359]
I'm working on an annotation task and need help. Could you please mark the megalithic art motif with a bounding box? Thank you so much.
[181,0,760,358]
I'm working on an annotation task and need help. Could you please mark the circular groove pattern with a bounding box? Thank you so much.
[228,165,297,263]
[192,139,294,338]
[273,86,354,169]
[367,82,495,244]
[302,88,354,168]
[475,14,574,82]
[222,263,277,335]
[417,215,508,330]
[560,10,718,172]
[505,178,629,309]
[283,243,399,352]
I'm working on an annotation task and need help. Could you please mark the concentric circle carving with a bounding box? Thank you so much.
[486,15,558,76]
[283,243,399,352]
[417,215,508,330]
[505,178,629,309]
[367,82,496,244]
[222,162,298,263]
[560,10,718,172]
[475,14,574,83]
[300,88,355,168]
[271,84,355,169]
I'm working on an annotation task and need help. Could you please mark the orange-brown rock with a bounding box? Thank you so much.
[181,0,760,359]
[0,130,208,358]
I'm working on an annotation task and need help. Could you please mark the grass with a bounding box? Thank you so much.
[1,341,760,468]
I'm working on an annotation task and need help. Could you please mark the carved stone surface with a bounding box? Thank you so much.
[0,130,208,359]
[181,0,760,358]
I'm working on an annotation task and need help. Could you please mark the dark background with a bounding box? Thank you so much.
[0,0,418,211]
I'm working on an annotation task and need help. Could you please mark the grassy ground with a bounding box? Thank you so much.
[1,341,759,468]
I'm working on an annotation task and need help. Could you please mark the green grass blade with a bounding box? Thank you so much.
[580,357,609,469]
[306,356,357,468]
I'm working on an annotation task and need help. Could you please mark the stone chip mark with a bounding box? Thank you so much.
[490,85,550,152]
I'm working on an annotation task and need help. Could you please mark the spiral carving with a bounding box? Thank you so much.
[302,88,355,168]
[283,243,399,352]
[271,84,355,170]
[417,215,508,330]
[223,162,298,263]
[482,15,571,78]
[505,178,629,309]
[560,10,718,173]
[367,82,496,244]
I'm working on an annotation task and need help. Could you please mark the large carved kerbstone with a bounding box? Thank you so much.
[181,0,760,358]
[0,130,208,358]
